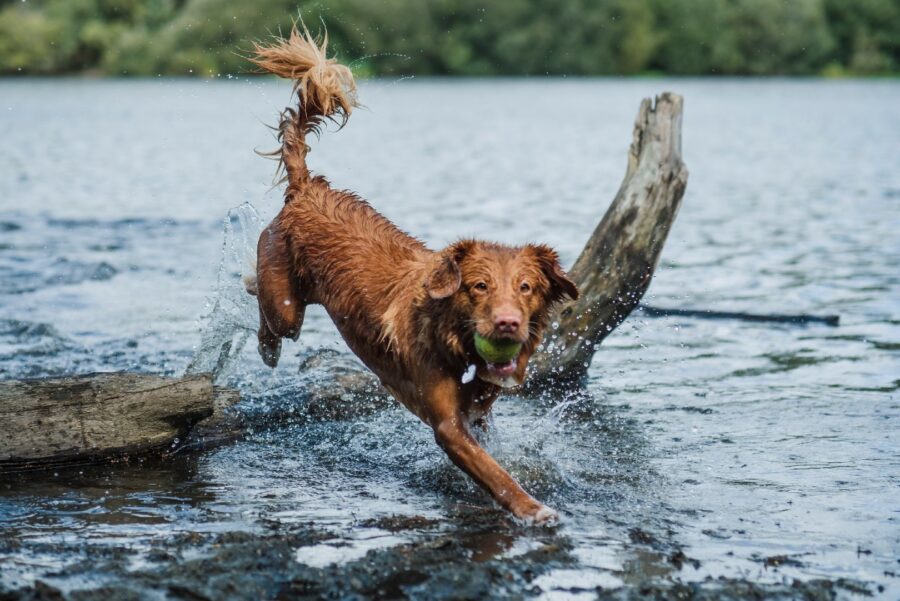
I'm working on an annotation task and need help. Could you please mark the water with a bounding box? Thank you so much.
[1,78,898,598]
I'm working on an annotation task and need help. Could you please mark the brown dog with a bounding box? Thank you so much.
[248,29,577,523]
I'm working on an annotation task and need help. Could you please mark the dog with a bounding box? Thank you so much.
[247,28,578,523]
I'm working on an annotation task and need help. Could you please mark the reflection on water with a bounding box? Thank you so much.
[1,78,898,597]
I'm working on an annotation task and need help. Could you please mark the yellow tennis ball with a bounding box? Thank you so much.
[474,333,522,364]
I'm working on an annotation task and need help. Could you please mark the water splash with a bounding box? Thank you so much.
[348,52,412,71]
[186,202,263,381]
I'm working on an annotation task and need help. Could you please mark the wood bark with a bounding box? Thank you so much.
[0,373,237,472]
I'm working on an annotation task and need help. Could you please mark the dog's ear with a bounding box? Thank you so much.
[528,244,579,303]
[425,255,461,299]
[425,240,474,299]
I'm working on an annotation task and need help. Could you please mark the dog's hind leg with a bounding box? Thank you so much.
[255,221,305,367]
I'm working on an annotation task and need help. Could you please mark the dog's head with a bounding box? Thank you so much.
[425,240,578,387]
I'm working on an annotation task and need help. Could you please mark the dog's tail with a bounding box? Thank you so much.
[252,26,358,191]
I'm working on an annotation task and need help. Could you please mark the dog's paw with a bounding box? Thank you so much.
[243,272,258,296]
[258,339,281,368]
[513,502,559,526]
[530,505,559,526]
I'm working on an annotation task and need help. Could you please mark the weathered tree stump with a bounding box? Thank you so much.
[0,373,237,472]
[528,92,687,388]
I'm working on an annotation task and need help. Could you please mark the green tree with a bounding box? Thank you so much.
[823,0,899,74]
[0,5,67,74]
[726,0,834,75]
[608,0,658,74]
[1,0,898,77]
[648,0,734,74]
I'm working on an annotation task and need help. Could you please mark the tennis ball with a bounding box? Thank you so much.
[474,333,522,364]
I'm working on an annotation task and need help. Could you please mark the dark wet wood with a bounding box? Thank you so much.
[0,373,238,472]
[636,304,839,327]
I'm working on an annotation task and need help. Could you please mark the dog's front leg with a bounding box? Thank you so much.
[430,405,556,524]
[255,219,305,367]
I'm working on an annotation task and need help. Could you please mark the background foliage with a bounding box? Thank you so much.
[1,0,897,76]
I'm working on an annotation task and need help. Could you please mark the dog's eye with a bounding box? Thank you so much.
[519,282,531,294]
[473,282,488,292]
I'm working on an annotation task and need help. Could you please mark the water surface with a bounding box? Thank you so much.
[0,78,898,598]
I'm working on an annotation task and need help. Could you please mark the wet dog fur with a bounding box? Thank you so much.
[248,28,577,523]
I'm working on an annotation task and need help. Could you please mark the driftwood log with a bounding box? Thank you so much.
[0,373,238,472]
[528,92,687,387]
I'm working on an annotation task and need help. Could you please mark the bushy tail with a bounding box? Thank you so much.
[252,26,358,190]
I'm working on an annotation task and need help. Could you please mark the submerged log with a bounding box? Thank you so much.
[0,373,238,472]
[636,304,839,327]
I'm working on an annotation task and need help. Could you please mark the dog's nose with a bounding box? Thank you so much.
[494,314,521,334]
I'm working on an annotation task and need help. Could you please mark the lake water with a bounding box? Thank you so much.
[0,78,898,599]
